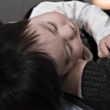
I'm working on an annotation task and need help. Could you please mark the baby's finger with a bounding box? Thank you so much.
[106,42,110,58]
[98,42,110,58]
[98,47,103,58]
[97,46,107,58]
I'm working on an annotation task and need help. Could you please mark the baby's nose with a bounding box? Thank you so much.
[59,25,74,41]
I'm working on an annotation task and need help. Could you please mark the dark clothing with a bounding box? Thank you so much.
[82,58,110,110]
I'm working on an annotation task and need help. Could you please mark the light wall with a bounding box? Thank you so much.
[0,0,62,23]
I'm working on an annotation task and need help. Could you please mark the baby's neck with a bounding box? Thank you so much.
[62,59,88,97]
[62,46,93,97]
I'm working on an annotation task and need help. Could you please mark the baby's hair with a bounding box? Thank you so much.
[0,20,62,110]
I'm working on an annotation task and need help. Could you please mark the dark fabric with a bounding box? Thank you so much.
[82,58,110,110]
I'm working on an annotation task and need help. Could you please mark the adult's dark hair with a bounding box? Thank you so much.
[0,20,62,110]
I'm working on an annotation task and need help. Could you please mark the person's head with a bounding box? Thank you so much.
[0,20,62,110]
[29,12,84,77]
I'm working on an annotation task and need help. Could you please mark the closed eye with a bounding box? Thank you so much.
[47,21,57,33]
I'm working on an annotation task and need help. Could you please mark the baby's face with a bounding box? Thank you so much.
[29,12,84,77]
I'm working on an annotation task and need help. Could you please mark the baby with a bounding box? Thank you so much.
[30,1,110,58]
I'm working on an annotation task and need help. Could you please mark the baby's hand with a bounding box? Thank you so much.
[98,35,110,58]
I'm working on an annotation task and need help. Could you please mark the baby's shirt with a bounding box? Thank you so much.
[30,1,110,45]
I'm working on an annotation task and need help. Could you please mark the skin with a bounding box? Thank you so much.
[29,12,84,77]
[92,0,110,9]
[62,59,87,97]
[98,36,110,58]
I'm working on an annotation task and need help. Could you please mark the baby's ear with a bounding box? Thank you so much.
[83,45,93,61]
